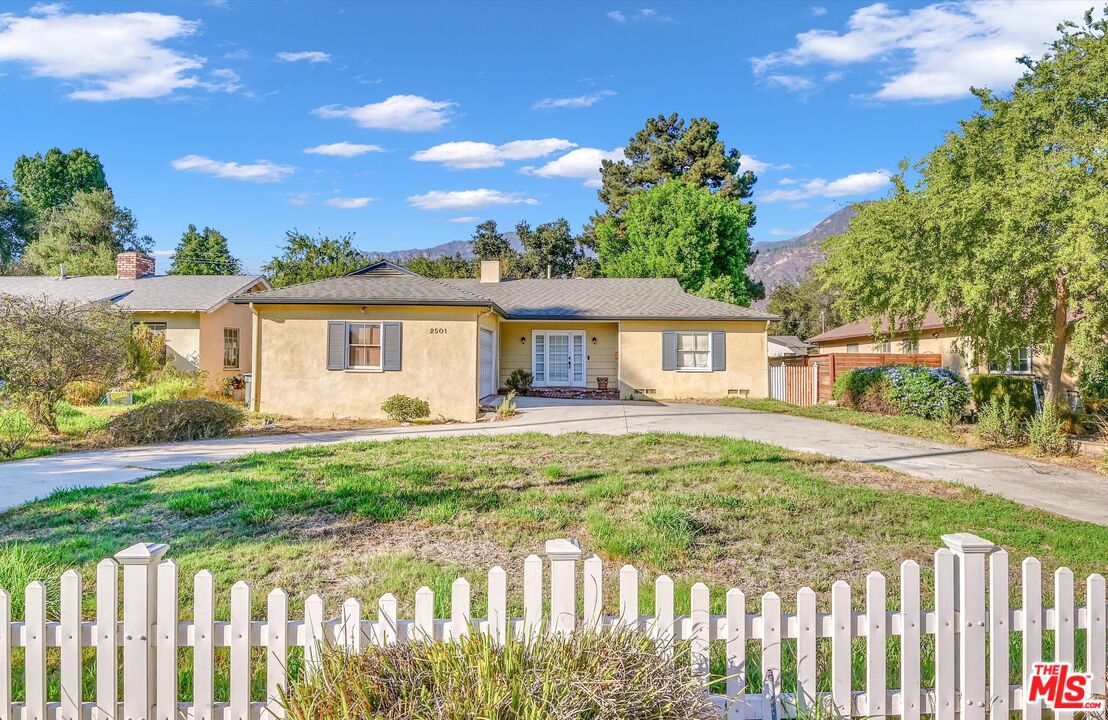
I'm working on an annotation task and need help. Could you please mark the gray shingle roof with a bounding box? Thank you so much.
[238,273,776,321]
[0,275,268,312]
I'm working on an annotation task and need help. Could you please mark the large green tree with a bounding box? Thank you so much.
[821,11,1108,402]
[766,275,844,339]
[469,219,513,261]
[21,188,151,276]
[263,231,367,288]
[400,253,474,278]
[515,218,582,279]
[0,181,32,271]
[13,147,108,218]
[169,225,242,275]
[595,181,758,305]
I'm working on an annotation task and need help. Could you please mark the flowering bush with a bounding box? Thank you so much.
[834,365,970,421]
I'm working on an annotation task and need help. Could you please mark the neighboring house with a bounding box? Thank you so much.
[768,335,813,358]
[0,252,269,386]
[234,260,777,422]
[807,311,1076,392]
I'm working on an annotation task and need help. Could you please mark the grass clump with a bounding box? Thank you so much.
[281,631,717,720]
[381,395,431,423]
[108,398,243,445]
[1027,403,1070,456]
[975,396,1025,448]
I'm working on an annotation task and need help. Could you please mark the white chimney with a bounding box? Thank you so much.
[480,260,501,283]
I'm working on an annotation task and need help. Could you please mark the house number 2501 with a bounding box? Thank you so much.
[429,327,448,334]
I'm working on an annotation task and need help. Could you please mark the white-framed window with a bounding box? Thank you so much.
[875,341,891,353]
[846,343,859,353]
[223,327,240,369]
[347,322,383,369]
[676,331,711,371]
[989,346,1032,374]
[900,339,919,353]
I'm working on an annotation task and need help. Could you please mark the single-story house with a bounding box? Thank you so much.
[807,311,1076,392]
[768,335,813,358]
[0,252,269,386]
[233,260,777,422]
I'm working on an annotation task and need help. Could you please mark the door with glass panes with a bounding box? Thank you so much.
[532,331,585,387]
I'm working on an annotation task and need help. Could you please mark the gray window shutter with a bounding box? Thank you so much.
[662,331,677,371]
[383,322,402,371]
[327,321,346,370]
[711,331,726,371]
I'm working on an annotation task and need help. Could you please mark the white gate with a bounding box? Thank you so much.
[479,328,495,398]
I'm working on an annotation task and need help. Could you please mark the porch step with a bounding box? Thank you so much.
[501,387,620,401]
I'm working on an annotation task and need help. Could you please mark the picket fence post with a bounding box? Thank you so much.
[546,539,581,636]
[943,533,994,720]
[115,543,169,720]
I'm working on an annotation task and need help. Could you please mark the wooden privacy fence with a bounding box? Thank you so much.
[769,364,818,406]
[785,353,944,403]
[0,533,1105,720]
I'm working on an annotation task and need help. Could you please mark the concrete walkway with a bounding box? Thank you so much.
[1,398,1105,524]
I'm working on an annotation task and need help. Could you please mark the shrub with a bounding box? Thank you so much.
[131,367,207,404]
[834,365,969,421]
[1027,403,1070,456]
[126,323,167,382]
[1078,354,1108,400]
[0,409,36,459]
[970,375,1037,419]
[63,380,107,406]
[505,368,533,396]
[280,630,717,720]
[975,397,1025,447]
[496,390,519,419]
[381,394,431,423]
[108,399,243,445]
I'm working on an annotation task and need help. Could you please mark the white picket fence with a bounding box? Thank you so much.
[0,533,1105,720]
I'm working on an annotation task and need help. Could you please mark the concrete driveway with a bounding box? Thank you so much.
[1,398,1105,524]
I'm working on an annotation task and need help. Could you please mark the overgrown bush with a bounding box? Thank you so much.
[126,323,167,382]
[108,399,243,445]
[280,630,717,720]
[975,397,1025,447]
[0,409,36,459]
[505,368,534,396]
[970,375,1037,419]
[834,365,969,421]
[130,367,206,404]
[1078,354,1108,401]
[1027,403,1070,456]
[381,394,431,422]
[63,380,107,406]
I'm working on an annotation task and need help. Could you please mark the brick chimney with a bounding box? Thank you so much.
[116,252,155,280]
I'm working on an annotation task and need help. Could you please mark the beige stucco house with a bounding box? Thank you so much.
[807,311,1076,393]
[234,260,776,422]
[0,252,269,387]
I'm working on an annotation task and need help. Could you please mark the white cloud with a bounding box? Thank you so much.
[522,146,624,187]
[752,0,1092,102]
[222,47,251,60]
[303,141,385,157]
[607,10,625,22]
[740,155,791,174]
[608,8,674,23]
[448,216,479,223]
[765,74,816,93]
[0,7,224,100]
[28,3,65,15]
[276,50,330,63]
[286,192,314,206]
[411,138,576,170]
[759,170,890,202]
[407,189,539,211]
[325,196,373,208]
[314,94,454,131]
[811,6,829,16]
[171,154,295,183]
[202,67,241,93]
[532,90,616,110]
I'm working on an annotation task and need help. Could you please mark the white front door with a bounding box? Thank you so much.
[533,331,586,387]
[479,328,495,398]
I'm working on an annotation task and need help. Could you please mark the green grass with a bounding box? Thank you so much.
[723,397,968,444]
[1,432,1105,703]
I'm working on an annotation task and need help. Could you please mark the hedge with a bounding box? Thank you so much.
[970,375,1037,419]
[834,365,970,421]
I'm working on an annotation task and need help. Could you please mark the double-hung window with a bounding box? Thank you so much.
[676,332,711,371]
[989,347,1031,374]
[223,327,240,369]
[347,322,383,370]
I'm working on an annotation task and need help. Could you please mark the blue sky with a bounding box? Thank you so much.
[0,0,1093,272]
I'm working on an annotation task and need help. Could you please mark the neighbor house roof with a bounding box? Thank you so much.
[807,311,949,344]
[235,270,777,321]
[0,274,269,313]
[769,335,814,353]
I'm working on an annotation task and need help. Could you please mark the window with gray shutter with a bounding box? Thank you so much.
[711,331,726,371]
[662,331,677,371]
[383,322,402,371]
[327,321,346,370]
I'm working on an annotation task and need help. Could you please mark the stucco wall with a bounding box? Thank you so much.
[198,300,256,385]
[132,312,201,373]
[498,321,618,389]
[253,304,482,421]
[618,320,769,400]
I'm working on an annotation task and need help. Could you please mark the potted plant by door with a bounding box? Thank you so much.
[596,377,609,391]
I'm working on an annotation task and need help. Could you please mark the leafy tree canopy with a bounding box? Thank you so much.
[0,181,33,271]
[469,219,513,261]
[13,147,108,217]
[596,181,759,305]
[399,253,475,279]
[515,218,583,279]
[766,275,844,339]
[21,188,151,276]
[263,231,367,288]
[821,11,1108,401]
[168,225,243,275]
